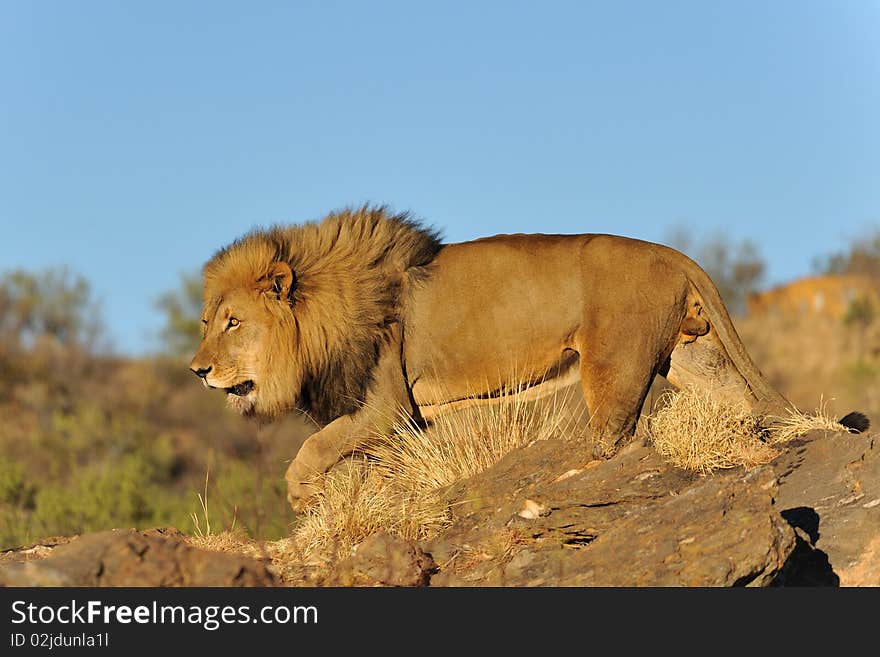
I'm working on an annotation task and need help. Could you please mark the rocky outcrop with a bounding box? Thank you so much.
[0,528,275,586]
[422,428,879,587]
[427,439,795,586]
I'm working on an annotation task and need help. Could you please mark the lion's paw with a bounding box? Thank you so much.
[286,479,320,513]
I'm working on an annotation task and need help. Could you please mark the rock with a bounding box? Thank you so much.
[312,426,875,587]
[561,467,794,586]
[0,528,276,586]
[329,532,437,587]
[0,535,76,566]
[429,439,796,586]
[773,431,880,586]
[517,499,550,519]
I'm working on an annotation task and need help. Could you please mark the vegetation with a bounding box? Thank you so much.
[808,229,880,406]
[0,267,304,550]
[155,271,203,358]
[0,266,103,350]
[814,229,880,279]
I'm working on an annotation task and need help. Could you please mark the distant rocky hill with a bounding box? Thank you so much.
[747,274,879,321]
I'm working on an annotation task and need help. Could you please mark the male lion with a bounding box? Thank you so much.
[190,206,869,510]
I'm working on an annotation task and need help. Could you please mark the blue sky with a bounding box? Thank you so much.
[1,1,878,354]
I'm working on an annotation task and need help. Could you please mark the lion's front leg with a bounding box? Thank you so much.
[285,326,417,512]
[285,414,361,511]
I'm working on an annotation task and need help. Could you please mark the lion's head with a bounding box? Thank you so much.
[189,233,301,418]
[189,206,443,424]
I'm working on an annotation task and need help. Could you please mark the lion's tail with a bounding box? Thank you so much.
[839,411,870,433]
[676,250,790,410]
[672,247,872,435]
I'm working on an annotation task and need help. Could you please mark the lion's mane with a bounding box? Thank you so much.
[202,205,442,424]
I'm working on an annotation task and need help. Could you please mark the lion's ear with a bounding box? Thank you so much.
[261,261,296,301]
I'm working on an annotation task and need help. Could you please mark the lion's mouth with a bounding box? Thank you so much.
[226,380,255,397]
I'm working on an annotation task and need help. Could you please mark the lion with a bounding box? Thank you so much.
[189,205,869,511]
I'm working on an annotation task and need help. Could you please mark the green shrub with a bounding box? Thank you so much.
[29,450,192,539]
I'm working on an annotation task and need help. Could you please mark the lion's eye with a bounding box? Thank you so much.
[227,317,240,329]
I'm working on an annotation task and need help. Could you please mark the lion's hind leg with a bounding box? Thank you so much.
[577,330,672,460]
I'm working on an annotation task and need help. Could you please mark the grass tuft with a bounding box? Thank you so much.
[648,387,852,474]
[768,396,849,444]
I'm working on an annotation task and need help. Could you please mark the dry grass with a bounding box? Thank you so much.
[289,457,449,563]
[768,397,849,443]
[370,385,581,492]
[648,388,775,474]
[189,468,217,539]
[648,386,851,474]
[188,529,258,556]
[289,383,583,563]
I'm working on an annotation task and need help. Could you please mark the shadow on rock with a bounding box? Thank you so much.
[780,506,820,544]
[773,506,839,586]
[772,535,840,587]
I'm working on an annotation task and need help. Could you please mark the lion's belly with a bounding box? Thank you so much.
[404,236,586,405]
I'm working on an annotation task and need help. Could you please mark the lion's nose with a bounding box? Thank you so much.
[191,365,212,379]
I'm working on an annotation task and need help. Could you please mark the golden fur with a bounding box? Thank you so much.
[191,206,869,511]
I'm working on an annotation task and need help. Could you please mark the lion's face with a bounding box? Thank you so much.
[190,261,297,418]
